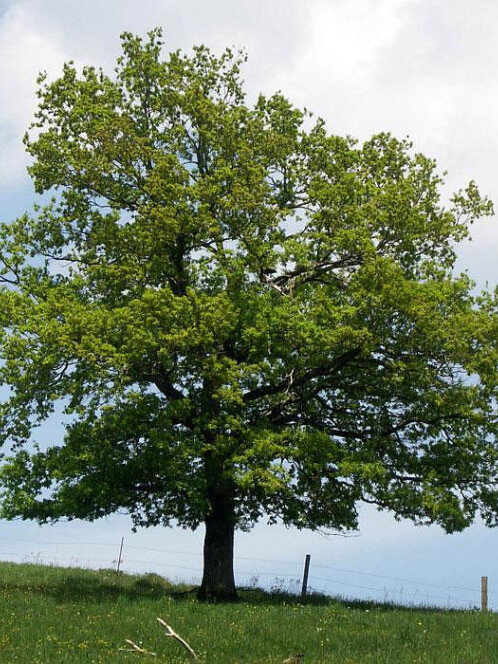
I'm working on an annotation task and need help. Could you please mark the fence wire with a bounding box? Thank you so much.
[0,536,492,610]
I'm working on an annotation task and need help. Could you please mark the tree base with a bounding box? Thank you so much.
[196,584,239,602]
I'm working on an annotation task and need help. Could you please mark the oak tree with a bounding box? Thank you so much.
[0,30,497,599]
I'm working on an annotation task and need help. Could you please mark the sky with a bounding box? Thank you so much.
[0,0,497,610]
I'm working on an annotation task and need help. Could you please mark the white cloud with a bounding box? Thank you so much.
[0,0,313,188]
[0,0,496,279]
[269,0,498,285]
[0,2,67,186]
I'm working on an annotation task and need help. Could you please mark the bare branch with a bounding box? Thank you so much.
[119,639,157,657]
[157,618,198,660]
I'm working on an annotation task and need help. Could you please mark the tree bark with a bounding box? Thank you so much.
[197,467,237,601]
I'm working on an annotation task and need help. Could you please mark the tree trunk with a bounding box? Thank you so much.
[197,472,237,601]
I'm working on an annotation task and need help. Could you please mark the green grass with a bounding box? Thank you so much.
[0,561,497,663]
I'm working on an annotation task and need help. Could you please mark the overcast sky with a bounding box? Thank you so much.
[1,0,497,609]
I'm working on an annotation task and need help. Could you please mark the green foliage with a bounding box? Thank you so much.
[0,28,497,541]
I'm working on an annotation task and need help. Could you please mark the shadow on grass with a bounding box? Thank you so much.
[0,562,189,603]
[47,571,180,602]
[0,561,469,612]
[227,588,466,613]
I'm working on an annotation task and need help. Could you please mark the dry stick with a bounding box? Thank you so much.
[157,618,199,660]
[119,639,157,657]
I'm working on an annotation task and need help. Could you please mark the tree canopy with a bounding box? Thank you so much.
[0,29,497,599]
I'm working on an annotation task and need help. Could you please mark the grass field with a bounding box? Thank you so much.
[0,561,497,663]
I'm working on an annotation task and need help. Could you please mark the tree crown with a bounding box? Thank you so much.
[0,29,497,535]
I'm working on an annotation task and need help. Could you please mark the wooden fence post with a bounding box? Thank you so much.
[301,554,311,598]
[481,576,488,612]
[116,536,124,575]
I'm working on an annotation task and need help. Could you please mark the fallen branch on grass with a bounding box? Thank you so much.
[157,618,198,660]
[120,620,197,660]
[119,639,157,657]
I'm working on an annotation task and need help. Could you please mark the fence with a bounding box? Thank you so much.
[0,535,494,611]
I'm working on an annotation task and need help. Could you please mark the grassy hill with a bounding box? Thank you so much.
[0,561,496,663]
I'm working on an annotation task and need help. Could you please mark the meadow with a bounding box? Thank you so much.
[0,561,497,663]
